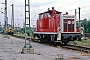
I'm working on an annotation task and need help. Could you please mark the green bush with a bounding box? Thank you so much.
[26,31,32,36]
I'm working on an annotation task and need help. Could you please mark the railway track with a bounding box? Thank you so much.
[12,35,30,40]
[84,33,90,39]
[12,34,90,54]
[62,44,90,54]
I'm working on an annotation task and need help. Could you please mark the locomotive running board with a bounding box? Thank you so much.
[34,32,57,34]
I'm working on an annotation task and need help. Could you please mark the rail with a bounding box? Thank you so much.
[12,34,90,54]
[62,44,90,53]
[84,33,90,39]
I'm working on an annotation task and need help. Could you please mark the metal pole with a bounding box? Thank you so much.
[3,0,8,37]
[74,9,76,32]
[24,0,31,48]
[5,0,7,31]
[28,0,32,48]
[28,0,30,28]
[24,0,26,48]
[78,7,80,28]
[22,0,34,54]
[11,4,14,29]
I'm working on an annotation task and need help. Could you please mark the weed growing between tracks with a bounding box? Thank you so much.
[75,37,90,47]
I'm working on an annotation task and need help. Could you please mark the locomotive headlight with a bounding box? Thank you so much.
[68,21,71,24]
[57,27,61,40]
[80,27,84,30]
[72,21,74,24]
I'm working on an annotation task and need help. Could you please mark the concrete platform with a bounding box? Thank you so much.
[0,34,90,60]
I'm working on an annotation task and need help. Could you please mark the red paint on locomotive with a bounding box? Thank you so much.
[34,7,83,44]
[36,7,79,33]
[37,8,61,32]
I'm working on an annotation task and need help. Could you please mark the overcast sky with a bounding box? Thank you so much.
[0,0,90,27]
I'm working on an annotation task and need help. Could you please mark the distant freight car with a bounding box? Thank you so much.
[33,7,84,45]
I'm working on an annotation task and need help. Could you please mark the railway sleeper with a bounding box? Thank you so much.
[83,50,90,54]
[62,46,78,50]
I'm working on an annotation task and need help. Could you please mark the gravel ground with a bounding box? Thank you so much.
[0,34,90,60]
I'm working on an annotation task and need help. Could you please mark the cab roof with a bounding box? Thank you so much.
[39,10,62,15]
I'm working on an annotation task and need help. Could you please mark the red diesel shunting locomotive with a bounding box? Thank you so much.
[33,7,84,45]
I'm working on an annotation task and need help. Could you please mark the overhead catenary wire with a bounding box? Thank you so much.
[57,0,83,9]
[60,5,90,19]
[57,5,90,20]
[62,5,90,13]
[13,1,90,15]
[14,0,90,20]
[81,15,90,17]
[14,5,24,10]
[14,5,38,14]
[14,5,38,27]
[28,0,84,14]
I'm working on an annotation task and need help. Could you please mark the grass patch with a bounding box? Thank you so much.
[75,37,90,46]
[13,33,26,37]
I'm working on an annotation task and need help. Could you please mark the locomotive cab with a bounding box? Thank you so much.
[38,7,61,20]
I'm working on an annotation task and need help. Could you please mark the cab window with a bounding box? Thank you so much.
[44,13,50,18]
[39,14,43,20]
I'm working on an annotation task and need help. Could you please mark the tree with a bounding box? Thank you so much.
[81,18,90,33]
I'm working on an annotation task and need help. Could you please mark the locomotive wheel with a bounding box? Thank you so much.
[40,37,45,43]
[78,38,81,41]
[61,39,69,45]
